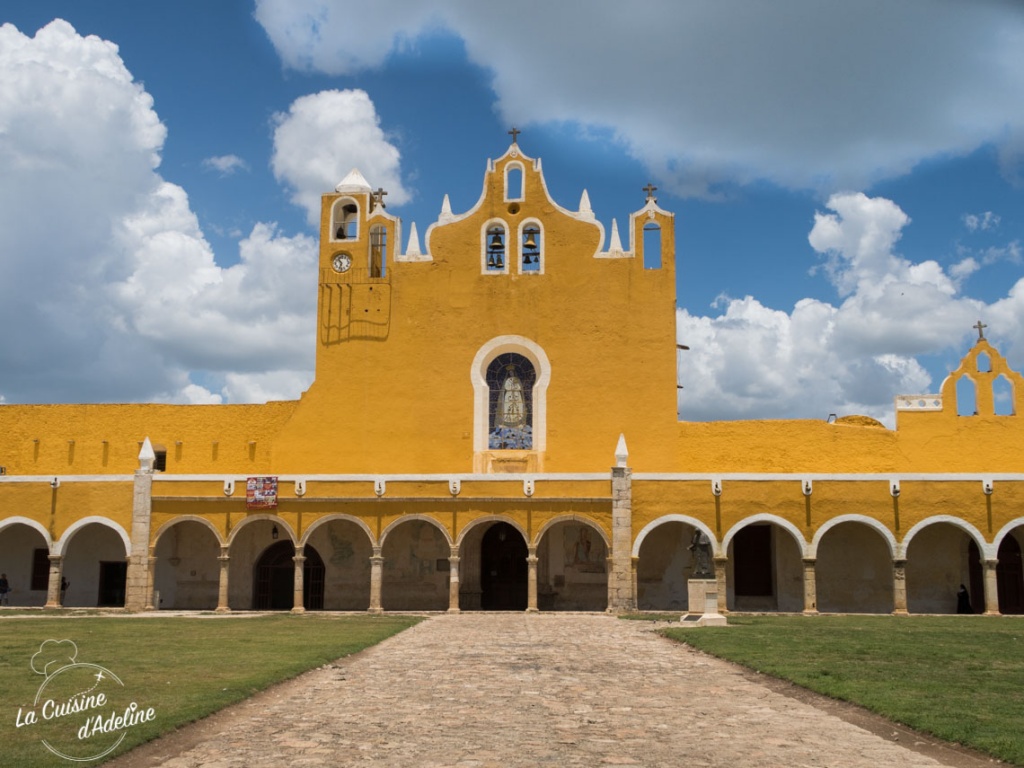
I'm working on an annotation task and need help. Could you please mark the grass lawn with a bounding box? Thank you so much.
[660,615,1024,766]
[0,613,420,767]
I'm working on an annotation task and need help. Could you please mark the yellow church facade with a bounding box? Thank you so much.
[1,138,1023,617]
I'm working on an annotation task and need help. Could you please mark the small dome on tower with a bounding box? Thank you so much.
[335,168,372,194]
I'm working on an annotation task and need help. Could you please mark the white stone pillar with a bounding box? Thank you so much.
[146,552,158,611]
[892,558,908,615]
[292,551,306,614]
[369,547,384,613]
[216,547,230,613]
[45,555,63,608]
[124,469,154,611]
[527,547,539,612]
[802,558,818,614]
[608,465,635,612]
[448,547,461,613]
[713,556,729,614]
[983,559,1000,616]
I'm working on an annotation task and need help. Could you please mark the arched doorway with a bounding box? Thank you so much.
[815,522,893,613]
[906,523,976,614]
[253,542,325,611]
[997,535,1024,614]
[727,522,803,612]
[481,522,527,610]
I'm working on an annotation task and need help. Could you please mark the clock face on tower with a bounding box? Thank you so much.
[331,252,353,273]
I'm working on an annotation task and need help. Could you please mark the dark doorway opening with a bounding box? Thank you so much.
[998,536,1024,614]
[253,542,326,610]
[97,561,127,607]
[734,525,773,597]
[481,522,527,610]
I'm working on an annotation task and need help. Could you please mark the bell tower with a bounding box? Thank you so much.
[316,169,400,373]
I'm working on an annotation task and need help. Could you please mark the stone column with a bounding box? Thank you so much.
[713,556,729,613]
[802,558,818,614]
[983,559,1000,616]
[45,555,63,608]
[631,556,640,609]
[448,547,461,613]
[369,547,384,614]
[892,558,908,615]
[527,547,539,612]
[145,552,158,611]
[291,551,306,614]
[216,547,230,613]
[124,469,154,611]
[607,465,635,612]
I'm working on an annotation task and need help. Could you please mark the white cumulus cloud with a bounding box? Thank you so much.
[254,0,1024,196]
[202,154,249,176]
[271,89,409,226]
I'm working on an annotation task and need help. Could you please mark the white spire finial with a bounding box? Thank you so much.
[609,219,624,253]
[615,434,629,468]
[138,437,156,472]
[335,168,372,193]
[438,194,454,224]
[406,222,421,256]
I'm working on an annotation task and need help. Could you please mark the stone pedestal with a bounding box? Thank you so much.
[687,578,716,614]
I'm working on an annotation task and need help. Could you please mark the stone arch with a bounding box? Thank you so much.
[456,515,528,550]
[533,514,609,550]
[723,514,807,612]
[633,514,719,557]
[380,514,452,548]
[471,335,551,454]
[227,514,297,547]
[301,514,375,611]
[56,516,131,557]
[722,514,807,555]
[901,516,989,559]
[993,518,1024,553]
[633,514,718,612]
[380,515,452,611]
[534,514,608,611]
[153,515,225,549]
[300,514,377,549]
[809,514,896,559]
[903,517,989,614]
[0,517,53,607]
[58,518,131,607]
[813,518,895,613]
[153,517,223,610]
[0,516,53,549]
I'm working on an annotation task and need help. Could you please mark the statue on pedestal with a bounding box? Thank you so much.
[688,529,713,578]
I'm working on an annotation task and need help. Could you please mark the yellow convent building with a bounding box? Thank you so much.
[1,138,1023,616]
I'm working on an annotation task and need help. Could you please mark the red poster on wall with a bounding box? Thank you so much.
[246,476,278,509]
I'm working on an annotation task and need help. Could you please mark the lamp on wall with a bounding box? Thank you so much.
[271,525,279,540]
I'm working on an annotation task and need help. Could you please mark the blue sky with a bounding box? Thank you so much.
[1,1,1023,425]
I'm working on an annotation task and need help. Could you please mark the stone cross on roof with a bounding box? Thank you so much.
[974,320,988,340]
[643,183,657,202]
[508,126,521,143]
[372,187,387,210]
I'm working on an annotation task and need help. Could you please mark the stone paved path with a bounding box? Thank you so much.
[107,614,990,768]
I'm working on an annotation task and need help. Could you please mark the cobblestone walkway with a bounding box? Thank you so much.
[108,614,988,768]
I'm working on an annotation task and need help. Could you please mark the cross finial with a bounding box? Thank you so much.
[372,187,387,210]
[508,126,521,144]
[974,320,988,340]
[643,183,658,202]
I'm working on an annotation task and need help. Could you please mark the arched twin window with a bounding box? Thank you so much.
[487,353,535,449]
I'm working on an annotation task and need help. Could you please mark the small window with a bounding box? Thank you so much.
[521,224,542,273]
[506,165,524,201]
[154,449,167,472]
[370,225,387,278]
[486,226,507,272]
[643,223,662,269]
[31,548,49,591]
[331,199,359,241]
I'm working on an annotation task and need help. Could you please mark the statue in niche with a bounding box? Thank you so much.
[688,529,713,578]
[495,365,526,429]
